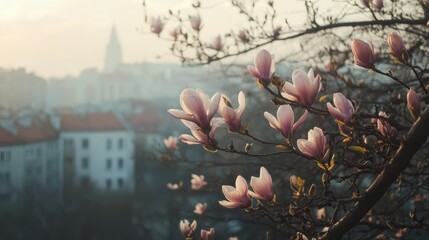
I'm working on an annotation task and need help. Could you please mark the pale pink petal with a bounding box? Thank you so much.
[264,112,280,130]
[247,66,261,79]
[327,103,344,121]
[292,110,308,135]
[179,134,201,145]
[277,105,294,137]
[255,49,273,80]
[218,200,242,209]
[236,91,246,118]
[222,185,242,203]
[168,109,195,122]
[297,139,316,157]
[207,92,221,119]
[235,175,248,195]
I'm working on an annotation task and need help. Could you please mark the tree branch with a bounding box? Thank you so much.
[322,106,429,240]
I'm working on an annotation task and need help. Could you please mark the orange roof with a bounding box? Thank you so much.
[127,112,162,133]
[61,113,125,131]
[0,120,58,146]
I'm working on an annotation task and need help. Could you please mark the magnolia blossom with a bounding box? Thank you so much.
[264,105,308,140]
[317,208,326,220]
[167,183,179,190]
[219,175,251,209]
[360,0,370,7]
[373,0,383,11]
[218,91,245,132]
[179,219,197,237]
[247,49,275,83]
[351,39,376,69]
[282,68,322,107]
[297,127,328,160]
[327,93,355,133]
[295,233,309,240]
[190,15,203,31]
[168,88,221,130]
[164,136,178,150]
[211,35,223,51]
[248,167,274,201]
[178,118,223,148]
[191,174,207,190]
[407,88,421,119]
[169,26,180,40]
[377,111,396,137]
[388,32,405,58]
[194,202,207,215]
[237,30,249,43]
[150,17,165,35]
[200,228,215,240]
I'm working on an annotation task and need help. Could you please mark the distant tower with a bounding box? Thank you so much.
[103,24,123,73]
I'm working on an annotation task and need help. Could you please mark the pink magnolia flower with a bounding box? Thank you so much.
[150,17,165,35]
[218,91,245,132]
[200,228,215,240]
[375,233,385,240]
[282,69,322,107]
[360,0,370,7]
[164,136,178,150]
[237,30,249,43]
[190,15,203,31]
[167,183,179,190]
[388,32,405,58]
[191,174,207,190]
[247,49,275,83]
[373,0,383,11]
[317,208,326,220]
[194,202,207,215]
[168,88,221,130]
[297,127,329,160]
[211,34,223,51]
[327,93,355,128]
[395,228,407,238]
[351,39,376,69]
[178,118,224,148]
[219,175,251,209]
[179,219,197,237]
[169,26,181,40]
[248,167,274,201]
[407,88,421,119]
[264,105,308,140]
[377,111,396,138]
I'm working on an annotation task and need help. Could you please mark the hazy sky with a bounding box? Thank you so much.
[0,0,307,78]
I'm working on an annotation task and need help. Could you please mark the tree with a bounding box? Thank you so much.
[146,0,429,239]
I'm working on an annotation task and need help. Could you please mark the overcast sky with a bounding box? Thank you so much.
[0,0,309,78]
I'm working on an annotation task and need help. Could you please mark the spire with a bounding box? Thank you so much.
[103,24,123,73]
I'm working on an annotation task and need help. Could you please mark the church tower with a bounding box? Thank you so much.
[103,25,123,73]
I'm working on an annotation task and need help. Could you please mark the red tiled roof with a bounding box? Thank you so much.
[61,113,125,131]
[0,120,58,146]
[127,112,162,133]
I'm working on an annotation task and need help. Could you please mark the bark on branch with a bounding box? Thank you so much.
[321,107,429,240]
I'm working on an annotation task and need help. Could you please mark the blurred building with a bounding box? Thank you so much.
[0,113,61,202]
[60,112,135,195]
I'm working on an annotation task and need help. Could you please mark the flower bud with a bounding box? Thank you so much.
[388,32,406,59]
[373,0,383,11]
[407,88,421,119]
[351,39,376,69]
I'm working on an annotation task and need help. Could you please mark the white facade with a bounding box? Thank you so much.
[0,140,61,202]
[60,130,134,191]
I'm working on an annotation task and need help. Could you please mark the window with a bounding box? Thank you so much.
[0,151,11,163]
[106,139,112,150]
[26,167,32,176]
[64,139,74,148]
[118,138,124,150]
[37,147,42,157]
[106,179,112,189]
[26,149,34,161]
[0,172,10,185]
[118,158,124,169]
[82,139,89,149]
[117,178,123,188]
[82,158,89,169]
[106,158,112,170]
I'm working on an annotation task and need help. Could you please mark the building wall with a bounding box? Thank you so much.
[60,131,134,192]
[0,140,61,202]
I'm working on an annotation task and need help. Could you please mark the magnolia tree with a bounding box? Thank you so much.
[146,0,429,239]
